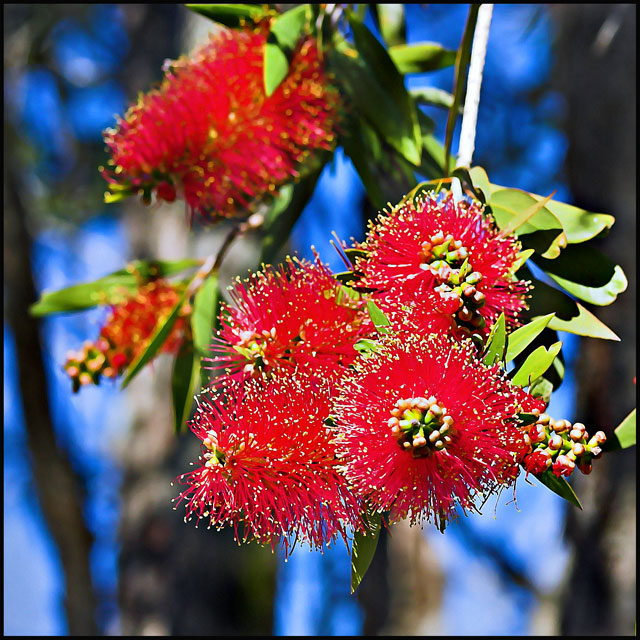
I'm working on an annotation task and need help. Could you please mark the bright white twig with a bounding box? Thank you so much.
[452,3,493,202]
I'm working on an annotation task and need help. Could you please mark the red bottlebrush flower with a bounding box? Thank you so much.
[206,257,372,388]
[102,23,340,222]
[173,374,362,555]
[332,331,530,530]
[353,191,530,341]
[64,280,189,391]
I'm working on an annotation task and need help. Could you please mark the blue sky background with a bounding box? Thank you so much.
[5,4,581,635]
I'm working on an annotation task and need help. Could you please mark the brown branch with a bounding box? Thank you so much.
[4,136,99,635]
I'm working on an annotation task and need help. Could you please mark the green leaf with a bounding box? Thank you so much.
[192,273,219,357]
[482,313,506,365]
[120,289,189,389]
[496,192,556,238]
[263,43,289,97]
[185,4,266,27]
[374,4,406,47]
[260,165,324,264]
[532,245,628,306]
[366,301,391,335]
[604,409,636,451]
[528,195,615,244]
[511,341,562,387]
[351,510,382,593]
[468,166,616,246]
[30,259,199,316]
[444,4,480,174]
[171,343,201,435]
[388,42,457,74]
[512,248,535,273]
[264,5,310,96]
[488,189,566,258]
[525,271,619,341]
[346,18,422,166]
[354,338,382,358]
[529,376,554,403]
[535,469,582,509]
[505,314,555,363]
[410,86,457,111]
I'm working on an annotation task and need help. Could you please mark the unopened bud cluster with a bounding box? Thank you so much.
[420,231,486,343]
[521,409,606,478]
[63,280,188,392]
[64,338,120,392]
[388,396,455,458]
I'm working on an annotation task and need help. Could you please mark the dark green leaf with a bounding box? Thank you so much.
[260,165,324,264]
[482,312,506,365]
[444,4,480,174]
[172,343,201,435]
[511,341,562,387]
[535,469,582,509]
[346,18,421,165]
[374,4,406,47]
[366,301,391,335]
[192,274,219,357]
[351,510,382,593]
[532,244,628,306]
[505,313,555,363]
[604,408,636,451]
[388,42,457,74]
[121,289,189,389]
[185,4,266,27]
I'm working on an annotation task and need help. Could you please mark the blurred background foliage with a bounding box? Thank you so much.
[3,3,635,636]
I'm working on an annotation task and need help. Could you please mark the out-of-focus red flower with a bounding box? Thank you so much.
[64,280,189,391]
[174,374,362,555]
[332,330,530,530]
[352,191,529,342]
[102,22,340,222]
[206,257,372,388]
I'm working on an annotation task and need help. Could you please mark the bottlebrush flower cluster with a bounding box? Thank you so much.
[102,21,340,222]
[175,189,605,555]
[64,280,188,391]
[351,191,530,342]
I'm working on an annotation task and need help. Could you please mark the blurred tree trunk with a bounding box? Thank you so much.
[550,4,636,635]
[115,8,277,634]
[4,132,99,636]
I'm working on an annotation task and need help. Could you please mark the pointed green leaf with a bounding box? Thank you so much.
[375,4,406,47]
[604,409,636,451]
[512,248,535,274]
[388,42,457,74]
[192,274,219,357]
[185,4,266,27]
[410,86,457,111]
[526,272,619,341]
[505,314,555,363]
[511,341,562,387]
[351,510,382,593]
[532,245,627,306]
[121,289,189,389]
[482,313,506,365]
[366,301,391,335]
[535,469,582,509]
[346,17,422,166]
[264,5,310,96]
[497,192,556,238]
[30,259,199,316]
[172,343,201,435]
